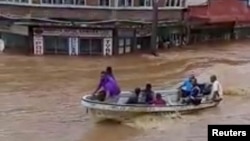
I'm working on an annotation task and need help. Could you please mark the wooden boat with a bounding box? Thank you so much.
[81,89,221,122]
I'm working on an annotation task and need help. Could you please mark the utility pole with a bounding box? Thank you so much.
[150,0,159,56]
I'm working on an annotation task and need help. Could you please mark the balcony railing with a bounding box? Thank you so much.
[0,0,187,9]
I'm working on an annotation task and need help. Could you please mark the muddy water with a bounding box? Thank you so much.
[1,41,250,141]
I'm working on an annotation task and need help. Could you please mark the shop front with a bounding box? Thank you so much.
[32,27,113,56]
[136,27,151,51]
[158,25,185,48]
[116,28,135,55]
[234,24,250,40]
[189,23,234,44]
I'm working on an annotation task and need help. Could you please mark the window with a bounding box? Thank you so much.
[170,0,175,6]
[125,38,131,46]
[117,0,132,7]
[119,39,124,46]
[53,0,63,4]
[41,0,85,5]
[0,0,29,3]
[99,0,110,6]
[44,36,68,55]
[76,0,85,5]
[42,0,52,4]
[139,0,152,7]
[165,0,184,7]
[79,39,103,55]
[64,0,74,4]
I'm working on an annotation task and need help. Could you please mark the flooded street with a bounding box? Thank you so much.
[1,41,250,141]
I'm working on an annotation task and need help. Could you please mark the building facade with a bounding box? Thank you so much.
[3,0,249,56]
[185,0,250,44]
[0,0,187,56]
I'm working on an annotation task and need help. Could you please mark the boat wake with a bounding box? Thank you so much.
[123,112,182,130]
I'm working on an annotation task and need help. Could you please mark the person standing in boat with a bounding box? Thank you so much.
[209,75,223,102]
[92,71,121,102]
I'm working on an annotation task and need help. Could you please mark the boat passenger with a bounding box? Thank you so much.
[92,71,121,102]
[179,74,196,98]
[198,83,212,95]
[106,66,121,95]
[106,66,116,80]
[186,79,202,105]
[92,71,107,95]
[139,83,154,104]
[209,75,223,102]
[126,87,141,104]
[95,90,106,102]
[152,93,166,106]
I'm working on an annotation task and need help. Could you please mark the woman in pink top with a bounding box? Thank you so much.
[152,93,166,106]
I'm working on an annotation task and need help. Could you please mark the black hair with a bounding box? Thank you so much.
[156,93,162,99]
[146,83,152,90]
[134,87,141,95]
[106,66,113,75]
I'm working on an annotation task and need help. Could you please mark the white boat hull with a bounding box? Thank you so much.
[81,90,221,122]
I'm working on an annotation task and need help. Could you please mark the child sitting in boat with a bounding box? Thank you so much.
[152,93,166,106]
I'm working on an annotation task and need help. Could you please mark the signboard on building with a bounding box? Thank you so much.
[136,28,151,37]
[34,28,112,38]
[103,38,113,56]
[118,29,134,37]
[68,37,79,56]
[33,35,44,55]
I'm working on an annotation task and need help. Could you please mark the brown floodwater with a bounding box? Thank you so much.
[1,41,250,141]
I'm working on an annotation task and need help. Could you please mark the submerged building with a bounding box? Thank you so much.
[0,0,187,56]
[1,0,248,56]
[185,0,250,44]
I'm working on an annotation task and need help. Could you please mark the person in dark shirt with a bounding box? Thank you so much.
[126,87,141,104]
[139,83,154,104]
[187,79,202,105]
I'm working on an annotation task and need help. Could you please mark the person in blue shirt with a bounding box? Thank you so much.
[179,74,196,98]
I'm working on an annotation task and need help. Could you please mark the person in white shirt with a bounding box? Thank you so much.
[210,75,223,101]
